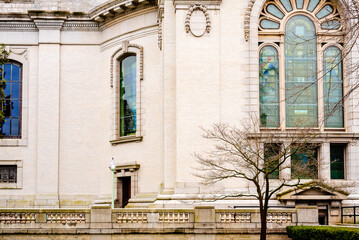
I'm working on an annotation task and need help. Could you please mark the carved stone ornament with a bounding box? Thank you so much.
[185,3,211,37]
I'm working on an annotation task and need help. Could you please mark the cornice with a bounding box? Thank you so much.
[173,0,222,9]
[89,0,157,23]
[0,21,36,31]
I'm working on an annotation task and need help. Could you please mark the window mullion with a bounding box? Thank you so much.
[318,42,324,131]
[280,35,286,130]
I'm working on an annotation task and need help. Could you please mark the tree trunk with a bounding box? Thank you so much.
[260,207,268,240]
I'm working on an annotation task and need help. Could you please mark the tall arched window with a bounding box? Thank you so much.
[285,15,317,127]
[258,0,344,129]
[260,46,279,127]
[119,55,137,137]
[0,61,22,138]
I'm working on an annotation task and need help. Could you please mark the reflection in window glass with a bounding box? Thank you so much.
[0,62,21,138]
[324,46,343,128]
[285,15,317,127]
[264,143,281,179]
[260,46,279,127]
[321,20,340,30]
[120,56,137,137]
[291,146,318,179]
[330,144,345,179]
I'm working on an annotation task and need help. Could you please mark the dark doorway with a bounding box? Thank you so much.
[318,205,328,225]
[116,177,131,208]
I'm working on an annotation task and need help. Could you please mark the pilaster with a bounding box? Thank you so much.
[319,143,331,180]
[33,16,63,202]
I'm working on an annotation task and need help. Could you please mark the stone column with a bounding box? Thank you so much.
[33,16,65,207]
[319,142,330,180]
[162,0,177,193]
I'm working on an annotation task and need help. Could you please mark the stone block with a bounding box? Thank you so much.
[91,204,111,223]
[297,207,318,225]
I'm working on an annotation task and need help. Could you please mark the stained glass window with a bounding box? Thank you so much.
[120,55,137,137]
[285,15,318,127]
[280,0,292,12]
[260,19,280,29]
[0,62,21,138]
[330,144,345,179]
[291,146,318,179]
[316,5,333,19]
[321,20,340,30]
[260,46,279,127]
[296,0,304,9]
[324,46,343,128]
[307,0,320,12]
[267,4,284,19]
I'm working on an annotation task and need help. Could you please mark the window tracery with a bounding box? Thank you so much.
[258,0,344,130]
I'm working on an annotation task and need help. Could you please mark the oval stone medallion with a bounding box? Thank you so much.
[190,10,207,37]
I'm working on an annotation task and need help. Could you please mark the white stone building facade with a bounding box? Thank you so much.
[0,0,358,225]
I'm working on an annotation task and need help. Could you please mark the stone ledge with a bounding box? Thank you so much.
[110,136,143,145]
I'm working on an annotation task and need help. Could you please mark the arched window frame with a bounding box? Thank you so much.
[110,42,144,144]
[258,0,345,131]
[0,48,29,146]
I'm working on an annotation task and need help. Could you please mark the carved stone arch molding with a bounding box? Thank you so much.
[110,40,144,87]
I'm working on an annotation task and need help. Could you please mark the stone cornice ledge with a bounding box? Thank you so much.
[173,0,222,9]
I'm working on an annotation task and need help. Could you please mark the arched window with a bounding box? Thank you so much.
[285,15,317,127]
[119,55,137,137]
[259,0,344,129]
[0,61,22,138]
[260,45,279,127]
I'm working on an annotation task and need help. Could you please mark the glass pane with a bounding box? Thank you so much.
[11,82,19,99]
[322,20,340,30]
[3,64,11,81]
[296,0,304,9]
[1,117,10,136]
[324,46,343,128]
[264,143,281,179]
[260,19,280,29]
[120,56,137,136]
[11,118,19,136]
[260,46,279,127]
[330,144,345,179]
[4,81,10,98]
[307,0,320,12]
[11,65,20,82]
[316,5,333,19]
[267,4,284,19]
[291,147,318,179]
[285,15,318,127]
[280,0,292,12]
[11,100,19,118]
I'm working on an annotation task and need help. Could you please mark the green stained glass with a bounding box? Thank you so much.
[316,5,333,19]
[330,144,345,179]
[285,15,318,127]
[324,46,344,128]
[264,143,281,179]
[120,55,137,136]
[260,46,279,127]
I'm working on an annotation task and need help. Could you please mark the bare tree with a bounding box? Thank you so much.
[195,118,322,240]
[0,45,9,134]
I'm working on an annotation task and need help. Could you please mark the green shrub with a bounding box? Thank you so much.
[286,226,359,240]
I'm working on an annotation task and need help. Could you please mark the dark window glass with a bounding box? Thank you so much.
[291,146,318,179]
[330,144,345,179]
[264,143,281,179]
[0,62,22,138]
[0,165,17,183]
[119,56,136,137]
